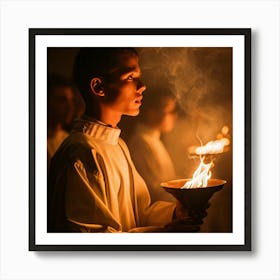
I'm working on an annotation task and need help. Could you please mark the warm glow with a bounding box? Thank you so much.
[182,157,213,189]
[189,125,230,155]
[195,137,230,155]
[183,125,230,188]
[221,125,229,135]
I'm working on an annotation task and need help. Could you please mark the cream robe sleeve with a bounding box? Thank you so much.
[49,138,175,232]
[63,146,176,232]
[49,140,122,232]
[64,158,122,232]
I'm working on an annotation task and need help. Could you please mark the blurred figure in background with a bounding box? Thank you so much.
[47,74,76,170]
[128,84,178,203]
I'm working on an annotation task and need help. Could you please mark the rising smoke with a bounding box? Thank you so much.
[138,47,232,138]
[136,47,232,177]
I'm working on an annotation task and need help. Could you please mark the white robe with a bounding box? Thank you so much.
[128,124,176,203]
[47,129,69,159]
[48,119,175,232]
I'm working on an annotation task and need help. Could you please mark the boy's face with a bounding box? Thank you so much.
[147,97,177,132]
[158,97,177,132]
[103,54,146,116]
[48,86,74,125]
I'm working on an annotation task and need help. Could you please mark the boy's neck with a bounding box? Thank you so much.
[99,107,121,128]
[84,106,121,128]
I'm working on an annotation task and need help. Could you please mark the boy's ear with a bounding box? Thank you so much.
[90,77,105,97]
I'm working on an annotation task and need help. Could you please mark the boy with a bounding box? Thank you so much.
[47,74,75,171]
[48,48,197,232]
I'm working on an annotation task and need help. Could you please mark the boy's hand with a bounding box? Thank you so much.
[173,200,188,219]
[166,200,210,232]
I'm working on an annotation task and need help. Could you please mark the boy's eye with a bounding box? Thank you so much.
[127,75,134,81]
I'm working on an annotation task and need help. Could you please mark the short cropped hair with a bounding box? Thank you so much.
[73,47,138,102]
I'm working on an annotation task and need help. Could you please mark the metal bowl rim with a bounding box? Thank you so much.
[160,178,227,189]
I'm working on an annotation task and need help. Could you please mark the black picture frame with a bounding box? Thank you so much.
[29,28,251,251]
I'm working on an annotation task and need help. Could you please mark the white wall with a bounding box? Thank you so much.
[0,0,279,279]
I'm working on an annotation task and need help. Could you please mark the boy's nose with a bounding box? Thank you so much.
[137,79,146,94]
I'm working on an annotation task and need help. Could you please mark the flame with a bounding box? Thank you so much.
[183,125,230,189]
[182,157,213,189]
[189,125,230,155]
[195,137,230,155]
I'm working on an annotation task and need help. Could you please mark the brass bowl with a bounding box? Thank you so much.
[161,178,226,211]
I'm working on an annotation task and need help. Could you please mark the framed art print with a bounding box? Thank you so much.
[29,28,251,251]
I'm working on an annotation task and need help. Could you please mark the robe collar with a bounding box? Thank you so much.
[72,117,121,145]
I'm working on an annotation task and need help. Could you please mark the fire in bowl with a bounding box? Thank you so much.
[161,178,226,211]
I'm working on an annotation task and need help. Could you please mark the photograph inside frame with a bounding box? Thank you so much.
[30,29,251,250]
[47,46,232,234]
